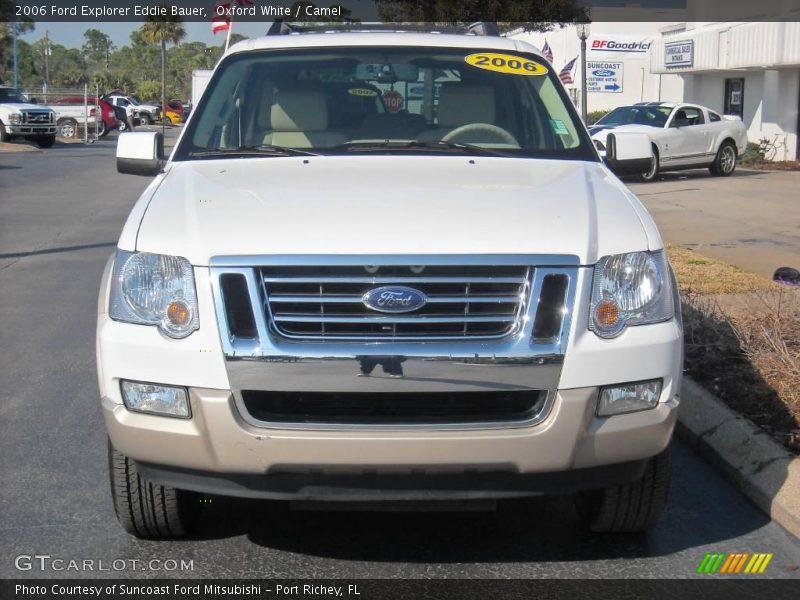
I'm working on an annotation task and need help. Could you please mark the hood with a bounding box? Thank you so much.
[129,156,661,266]
[590,123,659,141]
[1,102,52,111]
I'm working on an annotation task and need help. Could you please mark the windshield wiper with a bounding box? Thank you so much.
[337,140,513,157]
[188,144,320,158]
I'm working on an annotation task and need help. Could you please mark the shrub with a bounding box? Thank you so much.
[739,141,766,166]
[587,110,609,125]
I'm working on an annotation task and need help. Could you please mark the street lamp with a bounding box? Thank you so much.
[576,21,591,124]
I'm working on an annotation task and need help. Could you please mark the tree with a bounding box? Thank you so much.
[82,28,115,70]
[228,33,249,46]
[374,0,588,32]
[138,9,185,116]
[0,0,35,83]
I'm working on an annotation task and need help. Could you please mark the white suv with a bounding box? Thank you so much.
[100,26,681,539]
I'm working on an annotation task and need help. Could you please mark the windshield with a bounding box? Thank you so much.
[0,88,29,103]
[174,46,595,161]
[596,105,672,128]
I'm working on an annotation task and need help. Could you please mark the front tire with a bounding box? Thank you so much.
[36,135,56,148]
[139,113,151,126]
[57,118,79,139]
[710,141,737,176]
[0,120,9,142]
[575,446,671,533]
[118,120,128,132]
[108,440,197,539]
[639,146,660,182]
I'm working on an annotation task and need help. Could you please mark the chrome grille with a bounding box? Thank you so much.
[260,265,532,340]
[23,111,53,124]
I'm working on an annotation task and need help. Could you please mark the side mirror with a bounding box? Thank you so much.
[116,131,164,176]
[29,97,38,104]
[605,132,653,177]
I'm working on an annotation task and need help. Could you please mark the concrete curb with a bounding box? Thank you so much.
[677,377,800,538]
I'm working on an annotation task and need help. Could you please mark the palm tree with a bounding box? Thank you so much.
[138,11,185,123]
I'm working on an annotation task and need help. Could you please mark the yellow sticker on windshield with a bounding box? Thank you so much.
[348,87,378,97]
[464,53,548,76]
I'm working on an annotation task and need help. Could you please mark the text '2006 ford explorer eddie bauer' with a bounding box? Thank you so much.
[99,26,682,539]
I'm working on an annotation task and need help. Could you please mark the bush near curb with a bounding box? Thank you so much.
[667,246,800,454]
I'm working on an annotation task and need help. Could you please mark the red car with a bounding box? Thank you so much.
[51,96,119,137]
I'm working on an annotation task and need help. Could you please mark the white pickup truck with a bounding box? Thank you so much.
[100,27,681,539]
[105,94,161,127]
[0,87,57,147]
[590,102,748,181]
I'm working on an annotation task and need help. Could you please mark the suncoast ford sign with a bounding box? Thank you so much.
[591,39,651,53]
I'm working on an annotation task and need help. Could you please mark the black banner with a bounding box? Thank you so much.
[6,0,800,23]
[2,579,799,600]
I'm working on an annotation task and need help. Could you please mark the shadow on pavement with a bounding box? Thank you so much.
[176,444,772,562]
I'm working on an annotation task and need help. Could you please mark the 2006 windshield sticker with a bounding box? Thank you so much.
[464,53,548,76]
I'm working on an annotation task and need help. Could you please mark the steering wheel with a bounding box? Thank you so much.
[442,123,519,146]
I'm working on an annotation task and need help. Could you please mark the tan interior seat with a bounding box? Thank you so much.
[263,89,347,148]
[418,84,496,142]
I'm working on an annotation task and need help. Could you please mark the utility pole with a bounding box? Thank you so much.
[13,20,18,88]
[44,31,52,89]
[575,22,591,124]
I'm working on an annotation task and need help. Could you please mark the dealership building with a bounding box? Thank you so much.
[512,21,800,160]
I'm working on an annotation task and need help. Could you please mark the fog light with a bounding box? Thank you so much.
[120,380,190,418]
[597,379,662,417]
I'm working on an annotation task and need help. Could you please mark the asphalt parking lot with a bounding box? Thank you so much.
[1,134,799,579]
[629,169,800,279]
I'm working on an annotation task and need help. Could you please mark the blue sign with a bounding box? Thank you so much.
[586,61,624,93]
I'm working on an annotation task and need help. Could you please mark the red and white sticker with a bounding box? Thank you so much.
[383,90,404,113]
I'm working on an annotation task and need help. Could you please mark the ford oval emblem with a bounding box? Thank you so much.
[592,69,615,77]
[362,286,428,313]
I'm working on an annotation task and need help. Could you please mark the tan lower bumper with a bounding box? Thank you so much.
[103,386,678,476]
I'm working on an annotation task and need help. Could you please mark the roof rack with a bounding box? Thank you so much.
[265,20,500,37]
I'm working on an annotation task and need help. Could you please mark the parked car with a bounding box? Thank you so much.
[51,96,119,137]
[590,102,748,181]
[162,99,183,125]
[103,27,681,539]
[0,86,57,147]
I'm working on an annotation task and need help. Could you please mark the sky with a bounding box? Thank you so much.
[21,21,275,49]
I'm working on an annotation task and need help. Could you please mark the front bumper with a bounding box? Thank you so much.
[7,125,56,135]
[97,259,682,492]
[103,387,678,495]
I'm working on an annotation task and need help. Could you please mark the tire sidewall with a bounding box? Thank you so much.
[58,119,79,139]
[715,142,737,176]
[640,146,659,182]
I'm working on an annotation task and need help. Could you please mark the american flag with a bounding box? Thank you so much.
[559,57,577,85]
[212,0,254,35]
[212,2,231,34]
[542,39,553,63]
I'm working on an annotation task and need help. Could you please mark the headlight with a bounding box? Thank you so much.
[9,113,22,124]
[109,251,199,338]
[589,250,673,338]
